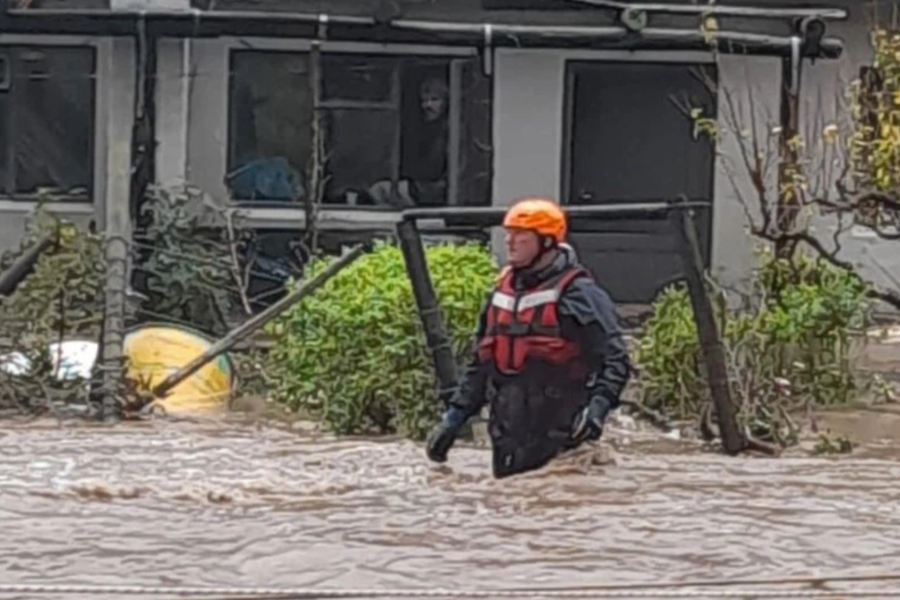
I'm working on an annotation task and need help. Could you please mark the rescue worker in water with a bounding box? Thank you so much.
[426,197,631,478]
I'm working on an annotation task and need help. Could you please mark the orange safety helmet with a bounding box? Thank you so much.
[502,197,568,243]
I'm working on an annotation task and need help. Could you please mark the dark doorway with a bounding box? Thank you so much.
[562,61,717,304]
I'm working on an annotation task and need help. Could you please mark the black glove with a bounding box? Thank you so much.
[571,396,612,444]
[426,407,468,463]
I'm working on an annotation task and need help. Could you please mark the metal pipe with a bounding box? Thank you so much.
[383,20,844,58]
[570,0,848,21]
[670,207,745,455]
[5,7,374,26]
[641,27,841,57]
[392,19,627,38]
[180,37,192,178]
[483,24,493,76]
[401,200,712,223]
[3,7,844,59]
[0,233,57,297]
[790,35,802,95]
[396,220,459,407]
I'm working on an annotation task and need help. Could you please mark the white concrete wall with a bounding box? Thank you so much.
[710,55,782,291]
[491,50,566,203]
[185,38,230,203]
[103,37,136,239]
[0,36,135,255]
[156,38,191,187]
[490,49,567,261]
[799,6,900,303]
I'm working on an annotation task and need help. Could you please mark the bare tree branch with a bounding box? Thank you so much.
[224,209,253,316]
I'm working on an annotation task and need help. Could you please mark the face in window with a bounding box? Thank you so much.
[419,78,448,122]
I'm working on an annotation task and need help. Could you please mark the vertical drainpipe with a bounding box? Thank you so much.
[127,11,158,296]
[776,35,803,257]
[96,12,159,416]
[181,35,192,182]
[131,12,157,221]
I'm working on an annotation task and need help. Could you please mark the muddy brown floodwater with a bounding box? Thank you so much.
[0,413,899,600]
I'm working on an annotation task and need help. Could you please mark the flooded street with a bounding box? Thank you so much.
[0,415,899,598]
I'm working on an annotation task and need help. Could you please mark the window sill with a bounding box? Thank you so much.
[849,224,899,240]
[227,204,458,232]
[0,199,94,213]
[229,201,402,211]
[229,204,403,231]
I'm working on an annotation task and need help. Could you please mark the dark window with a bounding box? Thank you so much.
[564,62,716,205]
[0,46,96,201]
[227,50,492,208]
[321,54,395,104]
[562,61,717,304]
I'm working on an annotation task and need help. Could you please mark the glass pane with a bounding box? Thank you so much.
[228,51,312,203]
[12,46,94,198]
[564,61,716,303]
[0,54,9,91]
[0,88,9,195]
[568,62,716,205]
[455,58,492,207]
[399,66,450,207]
[321,54,396,103]
[323,108,398,203]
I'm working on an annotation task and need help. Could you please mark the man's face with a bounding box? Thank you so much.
[505,228,542,268]
[421,92,446,122]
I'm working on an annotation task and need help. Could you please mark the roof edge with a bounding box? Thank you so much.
[0,7,844,60]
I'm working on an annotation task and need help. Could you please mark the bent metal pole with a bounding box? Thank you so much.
[151,243,369,400]
[0,232,57,297]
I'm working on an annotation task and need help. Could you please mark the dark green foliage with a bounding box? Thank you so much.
[267,240,497,439]
[0,210,105,409]
[635,250,871,445]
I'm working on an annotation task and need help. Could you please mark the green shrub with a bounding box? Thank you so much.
[0,210,106,410]
[755,251,870,406]
[0,210,105,344]
[266,239,497,439]
[138,185,243,335]
[635,251,871,444]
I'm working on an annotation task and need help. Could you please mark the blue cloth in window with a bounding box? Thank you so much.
[227,157,306,202]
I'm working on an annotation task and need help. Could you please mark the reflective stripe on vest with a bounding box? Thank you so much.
[478,266,588,375]
[491,288,560,313]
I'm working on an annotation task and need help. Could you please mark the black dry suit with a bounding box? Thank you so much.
[430,245,632,479]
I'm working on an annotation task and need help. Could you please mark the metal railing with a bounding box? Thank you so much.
[394,198,744,455]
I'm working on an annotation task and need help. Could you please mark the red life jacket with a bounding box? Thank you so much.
[478,265,590,376]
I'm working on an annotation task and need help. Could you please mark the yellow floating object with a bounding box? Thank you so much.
[123,324,235,414]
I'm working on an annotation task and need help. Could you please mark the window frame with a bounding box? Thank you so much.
[224,41,483,211]
[557,54,720,295]
[559,52,718,208]
[0,43,97,204]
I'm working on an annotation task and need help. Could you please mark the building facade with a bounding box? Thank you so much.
[0,0,894,307]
